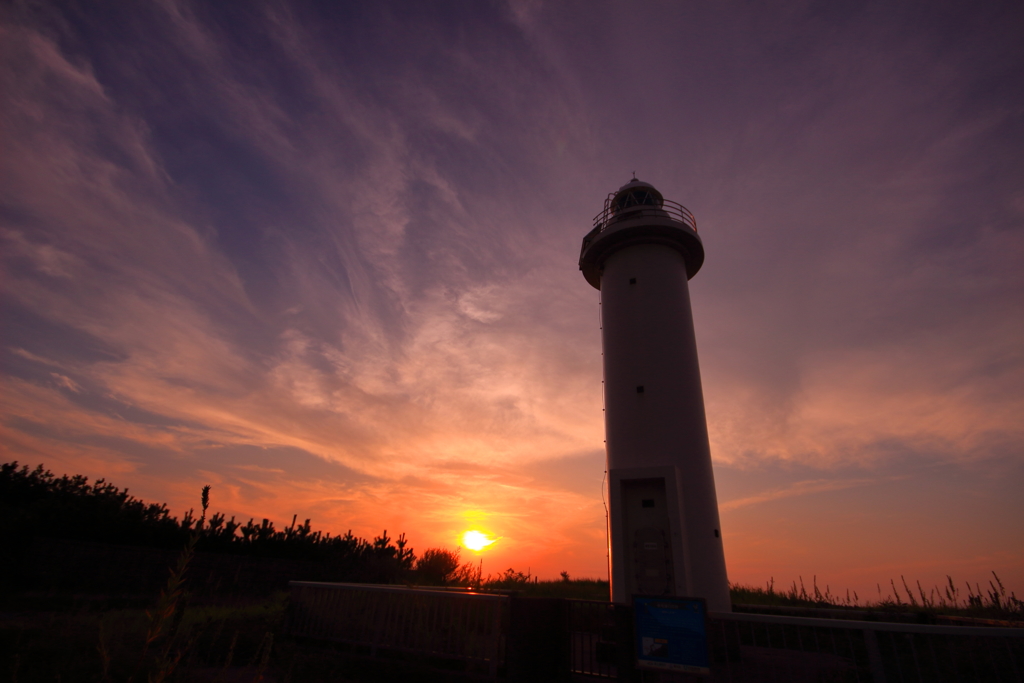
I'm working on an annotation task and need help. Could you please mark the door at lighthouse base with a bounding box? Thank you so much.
[622,478,676,596]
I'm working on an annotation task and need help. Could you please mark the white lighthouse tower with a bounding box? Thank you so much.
[580,179,730,612]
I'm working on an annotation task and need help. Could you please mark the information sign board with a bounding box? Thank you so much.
[633,595,710,675]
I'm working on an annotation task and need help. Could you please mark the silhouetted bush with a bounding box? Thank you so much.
[0,462,184,551]
[1,462,415,588]
[414,547,462,585]
[486,567,533,589]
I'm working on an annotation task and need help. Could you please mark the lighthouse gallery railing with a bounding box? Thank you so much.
[591,197,697,234]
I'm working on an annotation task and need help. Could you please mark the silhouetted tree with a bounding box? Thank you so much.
[1,462,417,585]
[415,547,462,585]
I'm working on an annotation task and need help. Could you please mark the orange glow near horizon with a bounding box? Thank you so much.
[462,530,496,552]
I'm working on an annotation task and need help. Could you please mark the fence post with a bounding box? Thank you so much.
[863,628,887,683]
[507,596,570,682]
[612,603,638,682]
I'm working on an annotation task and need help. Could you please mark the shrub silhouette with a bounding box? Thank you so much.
[1,461,184,550]
[415,547,462,585]
[2,461,416,584]
[488,567,532,589]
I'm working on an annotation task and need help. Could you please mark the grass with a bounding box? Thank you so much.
[730,572,1024,622]
[4,480,328,681]
[513,578,610,600]
[3,484,299,682]
[462,565,611,600]
[3,592,311,683]
[5,484,497,682]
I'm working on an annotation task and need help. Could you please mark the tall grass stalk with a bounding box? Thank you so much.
[129,485,210,683]
[215,631,239,682]
[249,632,274,683]
[97,622,111,682]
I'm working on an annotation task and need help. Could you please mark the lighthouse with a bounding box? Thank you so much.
[580,179,730,612]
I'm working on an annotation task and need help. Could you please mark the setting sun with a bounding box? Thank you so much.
[462,530,496,552]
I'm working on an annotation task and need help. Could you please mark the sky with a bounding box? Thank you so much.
[2,0,1022,600]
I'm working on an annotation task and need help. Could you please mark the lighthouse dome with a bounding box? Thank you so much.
[611,179,664,213]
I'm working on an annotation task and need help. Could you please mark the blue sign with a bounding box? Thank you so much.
[633,596,710,674]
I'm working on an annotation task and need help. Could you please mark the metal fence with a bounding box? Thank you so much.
[567,599,1024,682]
[569,599,625,678]
[287,581,508,679]
[286,585,1022,682]
[709,611,1024,683]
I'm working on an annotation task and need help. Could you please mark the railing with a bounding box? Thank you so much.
[287,581,508,680]
[568,599,623,678]
[286,587,1023,682]
[591,198,697,234]
[709,611,1024,683]
[567,600,1023,682]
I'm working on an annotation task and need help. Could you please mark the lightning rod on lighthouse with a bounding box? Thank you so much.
[580,179,730,611]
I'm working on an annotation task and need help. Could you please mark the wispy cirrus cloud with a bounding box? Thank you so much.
[1,0,1021,589]
[720,477,888,512]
